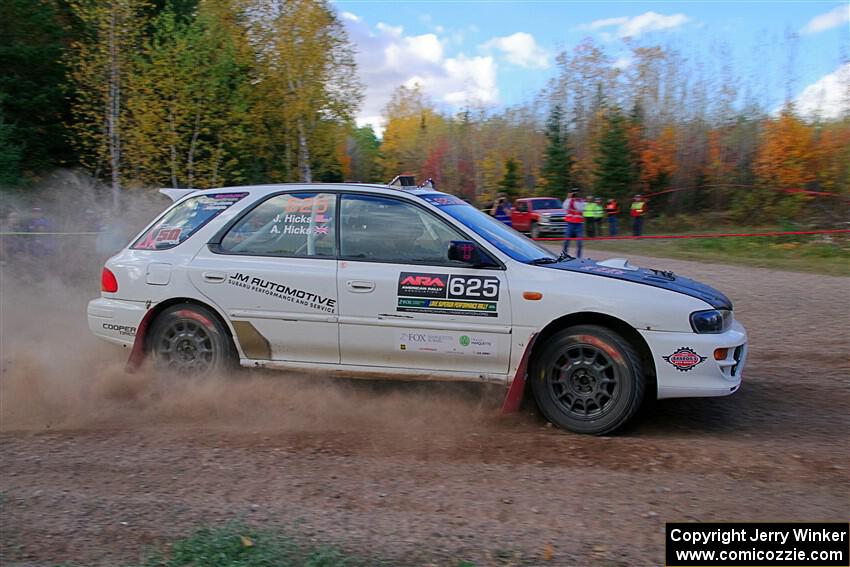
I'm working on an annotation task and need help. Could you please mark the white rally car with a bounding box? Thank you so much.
[88,183,747,434]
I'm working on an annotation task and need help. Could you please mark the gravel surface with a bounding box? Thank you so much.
[1,250,848,566]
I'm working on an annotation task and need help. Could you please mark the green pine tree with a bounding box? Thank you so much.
[593,108,638,201]
[541,104,574,195]
[0,0,75,178]
[497,158,521,197]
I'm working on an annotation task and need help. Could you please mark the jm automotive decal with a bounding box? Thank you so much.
[227,273,336,313]
[397,272,500,317]
[399,331,495,356]
[663,347,707,372]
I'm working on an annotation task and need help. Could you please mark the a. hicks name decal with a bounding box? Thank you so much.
[663,347,707,372]
[228,272,336,313]
[397,272,500,317]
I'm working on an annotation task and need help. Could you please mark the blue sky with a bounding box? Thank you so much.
[332,1,850,131]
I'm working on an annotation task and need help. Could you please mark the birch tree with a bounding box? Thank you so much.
[68,0,148,208]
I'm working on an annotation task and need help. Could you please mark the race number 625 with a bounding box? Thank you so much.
[449,275,500,299]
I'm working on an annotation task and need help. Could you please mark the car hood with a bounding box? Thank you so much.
[535,208,566,215]
[541,257,733,310]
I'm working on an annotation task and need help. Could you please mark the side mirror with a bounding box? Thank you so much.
[448,240,496,267]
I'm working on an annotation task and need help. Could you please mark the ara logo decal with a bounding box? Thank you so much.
[663,347,707,372]
[397,272,449,298]
[400,275,446,287]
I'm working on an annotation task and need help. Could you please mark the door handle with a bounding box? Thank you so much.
[203,271,226,283]
[346,280,375,293]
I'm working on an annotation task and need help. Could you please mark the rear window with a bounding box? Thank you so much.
[132,192,248,250]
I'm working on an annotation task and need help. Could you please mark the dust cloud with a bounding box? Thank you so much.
[0,173,504,441]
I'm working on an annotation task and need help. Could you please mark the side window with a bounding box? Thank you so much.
[220,192,336,257]
[340,194,467,265]
[517,202,528,213]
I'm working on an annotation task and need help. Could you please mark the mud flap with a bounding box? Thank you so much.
[125,309,156,373]
[500,333,538,414]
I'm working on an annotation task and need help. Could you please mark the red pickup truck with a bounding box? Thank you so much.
[511,197,566,238]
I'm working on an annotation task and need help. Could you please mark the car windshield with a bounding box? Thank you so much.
[532,199,562,210]
[417,193,557,263]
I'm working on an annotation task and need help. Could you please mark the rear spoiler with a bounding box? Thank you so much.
[159,188,198,202]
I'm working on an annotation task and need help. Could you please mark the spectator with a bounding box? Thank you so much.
[583,195,596,238]
[490,195,512,227]
[605,198,619,236]
[1,210,25,264]
[563,188,585,258]
[593,197,604,236]
[631,194,647,236]
[27,207,56,258]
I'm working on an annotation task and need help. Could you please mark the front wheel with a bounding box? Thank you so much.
[530,325,645,434]
[530,222,540,239]
[148,304,235,375]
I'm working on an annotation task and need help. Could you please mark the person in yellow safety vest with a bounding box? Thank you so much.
[605,198,620,236]
[583,195,597,238]
[563,187,585,258]
[592,197,604,236]
[631,194,647,236]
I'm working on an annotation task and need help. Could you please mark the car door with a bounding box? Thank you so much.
[513,200,529,231]
[336,193,512,375]
[189,191,339,364]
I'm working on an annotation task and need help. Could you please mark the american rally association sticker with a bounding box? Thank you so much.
[663,347,707,372]
[396,272,500,317]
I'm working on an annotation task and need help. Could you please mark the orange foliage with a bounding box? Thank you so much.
[754,108,816,189]
[640,126,677,188]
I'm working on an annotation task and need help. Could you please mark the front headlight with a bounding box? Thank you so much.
[690,309,732,333]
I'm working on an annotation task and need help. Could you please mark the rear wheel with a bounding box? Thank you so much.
[530,325,644,434]
[149,304,235,375]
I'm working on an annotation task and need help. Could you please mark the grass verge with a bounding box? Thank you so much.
[546,228,850,276]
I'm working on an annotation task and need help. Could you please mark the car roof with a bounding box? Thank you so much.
[180,183,459,204]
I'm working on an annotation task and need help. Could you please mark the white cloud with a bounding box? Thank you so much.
[480,32,549,68]
[613,56,632,70]
[794,62,850,119]
[801,4,850,34]
[340,11,361,23]
[579,11,690,38]
[340,12,500,135]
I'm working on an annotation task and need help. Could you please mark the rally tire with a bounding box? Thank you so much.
[148,304,236,375]
[530,325,645,435]
[530,222,540,239]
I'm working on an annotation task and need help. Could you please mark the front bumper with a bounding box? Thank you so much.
[87,297,149,347]
[537,219,566,233]
[641,320,748,399]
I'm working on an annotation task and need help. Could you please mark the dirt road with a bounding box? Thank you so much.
[1,251,848,566]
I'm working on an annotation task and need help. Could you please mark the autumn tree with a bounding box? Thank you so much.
[540,105,573,194]
[249,0,361,182]
[379,85,447,179]
[125,1,252,188]
[68,0,149,208]
[640,125,677,192]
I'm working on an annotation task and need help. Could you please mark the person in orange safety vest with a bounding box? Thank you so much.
[605,198,620,236]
